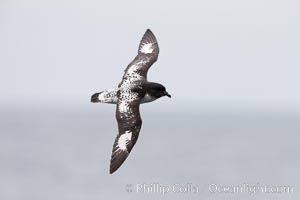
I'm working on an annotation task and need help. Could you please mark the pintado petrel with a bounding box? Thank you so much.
[91,29,171,174]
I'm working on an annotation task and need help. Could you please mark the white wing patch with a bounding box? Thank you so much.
[117,131,132,151]
[140,43,154,54]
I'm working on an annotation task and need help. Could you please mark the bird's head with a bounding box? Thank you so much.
[146,82,171,99]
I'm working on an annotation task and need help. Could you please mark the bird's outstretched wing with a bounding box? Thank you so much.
[122,29,159,81]
[109,89,143,174]
[110,29,158,174]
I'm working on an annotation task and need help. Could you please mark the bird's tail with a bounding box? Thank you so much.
[91,88,118,104]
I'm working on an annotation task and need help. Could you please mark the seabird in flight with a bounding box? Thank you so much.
[91,29,171,174]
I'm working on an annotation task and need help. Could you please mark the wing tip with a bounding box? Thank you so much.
[145,28,153,35]
[109,167,116,174]
[109,161,118,174]
[109,152,127,174]
[138,29,159,54]
[109,163,120,174]
[142,28,156,42]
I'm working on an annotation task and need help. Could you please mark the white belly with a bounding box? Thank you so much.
[140,93,156,104]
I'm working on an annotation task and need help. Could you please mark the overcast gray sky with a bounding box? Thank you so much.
[1,0,299,111]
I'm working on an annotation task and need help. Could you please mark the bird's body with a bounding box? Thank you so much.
[91,29,170,174]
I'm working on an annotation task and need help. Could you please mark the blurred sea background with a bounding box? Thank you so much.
[1,0,300,199]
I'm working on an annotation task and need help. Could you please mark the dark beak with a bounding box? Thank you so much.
[165,92,171,98]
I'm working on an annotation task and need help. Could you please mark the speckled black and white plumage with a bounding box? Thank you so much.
[91,29,171,174]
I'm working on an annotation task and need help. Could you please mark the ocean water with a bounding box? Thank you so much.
[0,105,299,200]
